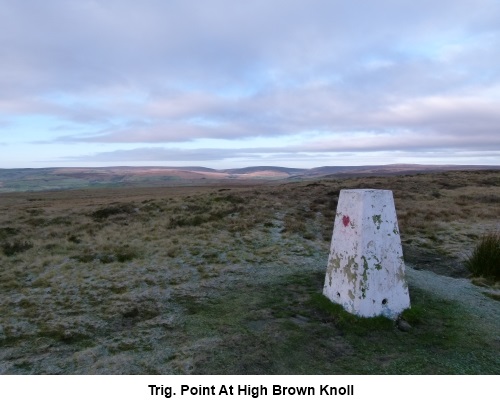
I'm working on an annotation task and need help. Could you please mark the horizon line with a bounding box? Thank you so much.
[2,163,500,171]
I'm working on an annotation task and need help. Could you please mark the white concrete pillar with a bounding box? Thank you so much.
[323,189,410,318]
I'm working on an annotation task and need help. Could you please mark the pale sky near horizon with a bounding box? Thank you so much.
[1,0,499,169]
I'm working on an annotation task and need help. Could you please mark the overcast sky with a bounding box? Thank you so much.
[1,0,499,169]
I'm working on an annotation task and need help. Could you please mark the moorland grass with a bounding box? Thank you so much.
[0,170,499,374]
[464,232,500,282]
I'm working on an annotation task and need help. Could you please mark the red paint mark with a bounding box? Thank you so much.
[342,215,350,227]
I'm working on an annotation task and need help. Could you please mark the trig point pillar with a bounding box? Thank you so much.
[323,189,410,318]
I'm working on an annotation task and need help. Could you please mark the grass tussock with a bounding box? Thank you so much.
[90,203,137,220]
[1,240,33,256]
[464,233,500,282]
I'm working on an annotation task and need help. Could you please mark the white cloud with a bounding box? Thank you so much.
[1,0,500,167]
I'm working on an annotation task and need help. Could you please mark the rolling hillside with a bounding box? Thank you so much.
[1,164,498,193]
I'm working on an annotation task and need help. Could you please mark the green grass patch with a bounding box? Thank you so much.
[308,293,394,334]
[173,270,499,374]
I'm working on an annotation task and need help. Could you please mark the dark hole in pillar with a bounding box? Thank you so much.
[337,292,341,298]
[382,298,388,305]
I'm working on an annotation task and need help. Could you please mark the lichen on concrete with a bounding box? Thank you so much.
[343,255,358,283]
[323,189,410,319]
[372,214,382,229]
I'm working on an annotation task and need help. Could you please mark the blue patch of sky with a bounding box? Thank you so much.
[396,32,474,61]
[0,115,63,143]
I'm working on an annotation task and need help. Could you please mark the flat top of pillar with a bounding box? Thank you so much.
[340,188,393,194]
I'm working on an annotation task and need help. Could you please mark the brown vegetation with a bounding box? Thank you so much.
[0,170,499,374]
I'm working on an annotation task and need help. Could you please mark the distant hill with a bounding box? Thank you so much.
[222,166,306,176]
[0,164,498,193]
[296,164,500,178]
